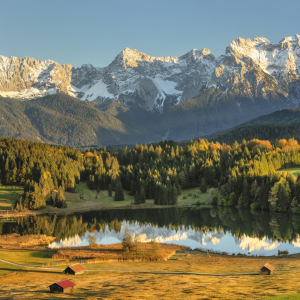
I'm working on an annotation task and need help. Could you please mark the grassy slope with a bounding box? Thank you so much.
[0,183,212,213]
[276,168,300,178]
[1,249,300,298]
[65,183,212,209]
[0,186,23,210]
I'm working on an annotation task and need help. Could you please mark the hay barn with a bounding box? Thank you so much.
[259,263,275,275]
[63,263,85,275]
[49,279,75,293]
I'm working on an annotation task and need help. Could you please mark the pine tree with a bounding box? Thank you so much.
[122,227,133,252]
[108,184,112,197]
[134,191,140,204]
[114,182,124,201]
[200,177,207,193]
[139,185,146,203]
[55,187,67,208]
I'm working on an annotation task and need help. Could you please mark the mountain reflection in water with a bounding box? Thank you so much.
[2,207,300,256]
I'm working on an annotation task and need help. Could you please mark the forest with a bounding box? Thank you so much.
[2,136,300,213]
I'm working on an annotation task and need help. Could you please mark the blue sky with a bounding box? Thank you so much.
[1,0,299,68]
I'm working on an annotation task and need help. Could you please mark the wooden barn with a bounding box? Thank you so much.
[63,263,86,275]
[49,279,76,293]
[259,263,275,275]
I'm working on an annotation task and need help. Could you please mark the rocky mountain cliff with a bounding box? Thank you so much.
[1,35,299,111]
[0,35,300,143]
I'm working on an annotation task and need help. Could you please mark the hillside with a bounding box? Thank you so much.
[0,94,158,147]
[1,35,300,142]
[205,108,300,144]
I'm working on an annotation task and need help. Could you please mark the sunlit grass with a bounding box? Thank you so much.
[276,168,300,178]
[63,183,212,209]
[0,185,23,210]
[1,249,300,298]
[178,188,212,205]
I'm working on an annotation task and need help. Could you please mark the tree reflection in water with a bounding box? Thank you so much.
[1,207,300,255]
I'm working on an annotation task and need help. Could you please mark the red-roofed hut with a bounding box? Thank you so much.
[259,263,275,275]
[63,263,85,275]
[49,279,76,293]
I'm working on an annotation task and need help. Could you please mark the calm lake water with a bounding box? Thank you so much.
[1,206,300,256]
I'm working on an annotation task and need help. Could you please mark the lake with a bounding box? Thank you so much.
[1,206,300,256]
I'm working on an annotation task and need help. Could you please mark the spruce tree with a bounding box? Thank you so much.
[139,185,146,203]
[134,191,140,204]
[115,182,124,201]
[200,177,208,193]
[55,187,67,208]
[122,227,133,252]
[108,184,112,197]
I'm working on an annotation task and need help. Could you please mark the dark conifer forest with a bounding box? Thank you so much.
[2,136,300,213]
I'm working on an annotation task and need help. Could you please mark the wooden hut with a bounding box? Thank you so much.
[49,279,76,293]
[259,263,275,275]
[63,263,85,275]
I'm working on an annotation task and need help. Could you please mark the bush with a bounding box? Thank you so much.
[152,239,160,253]
[122,227,134,251]
[183,196,187,199]
[88,235,97,248]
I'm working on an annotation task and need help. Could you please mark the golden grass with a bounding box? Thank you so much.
[51,243,187,263]
[0,234,56,249]
[2,249,300,298]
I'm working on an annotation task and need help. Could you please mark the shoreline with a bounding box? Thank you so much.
[0,202,206,218]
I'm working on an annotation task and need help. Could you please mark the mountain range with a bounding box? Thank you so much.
[0,34,300,145]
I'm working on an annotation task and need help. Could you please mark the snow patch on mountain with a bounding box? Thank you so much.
[0,34,300,112]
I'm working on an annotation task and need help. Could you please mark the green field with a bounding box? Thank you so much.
[61,182,213,209]
[178,188,213,205]
[276,168,300,178]
[0,186,23,210]
[0,183,213,212]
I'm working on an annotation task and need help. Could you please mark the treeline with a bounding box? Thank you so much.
[83,138,300,213]
[209,123,300,145]
[0,137,83,210]
[4,135,300,213]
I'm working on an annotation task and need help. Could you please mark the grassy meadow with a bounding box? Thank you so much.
[1,248,300,298]
[0,182,213,213]
[63,182,213,209]
[0,185,23,210]
[276,168,300,178]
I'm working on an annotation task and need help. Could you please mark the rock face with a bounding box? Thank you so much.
[0,56,73,99]
[0,34,300,115]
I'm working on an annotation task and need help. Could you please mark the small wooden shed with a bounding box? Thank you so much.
[63,263,86,275]
[259,263,275,275]
[49,279,76,293]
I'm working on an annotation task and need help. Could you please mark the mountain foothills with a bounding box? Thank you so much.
[0,94,158,147]
[0,34,300,144]
[2,136,300,214]
[207,108,300,144]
